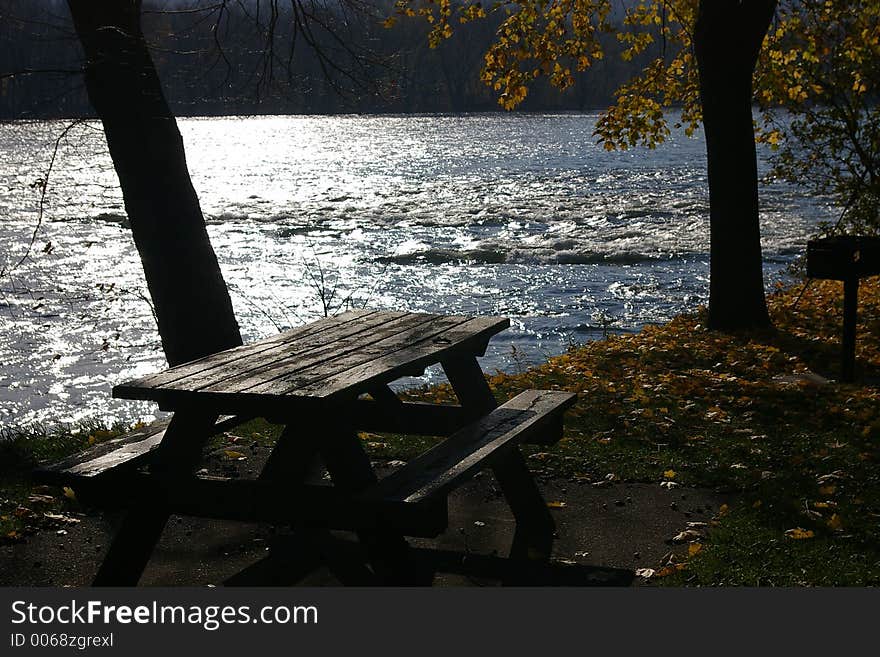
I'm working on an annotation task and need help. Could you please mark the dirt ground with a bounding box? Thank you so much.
[0,456,729,586]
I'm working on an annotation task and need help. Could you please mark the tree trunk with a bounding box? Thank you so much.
[66,0,242,365]
[694,0,776,331]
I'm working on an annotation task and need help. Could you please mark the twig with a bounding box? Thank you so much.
[227,281,285,332]
[0,119,86,280]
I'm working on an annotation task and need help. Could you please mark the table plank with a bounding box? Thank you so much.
[227,314,479,396]
[114,309,379,395]
[293,316,509,400]
[187,312,438,394]
[113,311,509,412]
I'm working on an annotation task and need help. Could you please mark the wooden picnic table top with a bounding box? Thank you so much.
[113,309,509,415]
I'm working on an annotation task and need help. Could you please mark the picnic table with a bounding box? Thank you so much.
[38,310,575,585]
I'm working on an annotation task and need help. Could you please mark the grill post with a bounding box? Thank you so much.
[842,277,859,383]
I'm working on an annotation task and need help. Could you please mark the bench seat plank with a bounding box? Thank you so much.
[367,389,576,505]
[34,415,243,486]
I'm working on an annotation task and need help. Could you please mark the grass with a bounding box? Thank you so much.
[2,276,879,584]
[469,276,880,585]
[0,421,129,540]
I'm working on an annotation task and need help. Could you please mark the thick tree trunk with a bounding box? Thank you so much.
[695,0,776,331]
[67,0,242,365]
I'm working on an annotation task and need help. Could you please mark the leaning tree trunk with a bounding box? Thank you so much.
[67,0,242,365]
[694,0,776,331]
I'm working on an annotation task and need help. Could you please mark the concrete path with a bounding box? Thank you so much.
[0,457,728,586]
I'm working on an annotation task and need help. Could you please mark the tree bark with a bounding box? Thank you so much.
[66,0,242,365]
[694,0,776,331]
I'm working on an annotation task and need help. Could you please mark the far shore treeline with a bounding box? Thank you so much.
[1,0,650,119]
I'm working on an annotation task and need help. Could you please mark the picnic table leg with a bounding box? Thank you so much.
[92,411,217,586]
[442,356,556,564]
[491,450,556,561]
[318,419,431,585]
[254,424,378,586]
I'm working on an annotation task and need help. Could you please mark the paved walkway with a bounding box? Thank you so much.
[1,449,728,586]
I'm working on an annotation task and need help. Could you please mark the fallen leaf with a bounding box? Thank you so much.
[819,484,837,495]
[817,471,845,484]
[827,514,843,531]
[223,450,246,460]
[655,563,687,577]
[635,568,655,578]
[62,487,76,502]
[688,543,703,557]
[43,513,81,524]
[784,527,815,540]
[671,529,704,543]
[663,469,676,479]
[546,501,567,509]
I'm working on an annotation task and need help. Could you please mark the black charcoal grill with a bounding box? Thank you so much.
[806,235,880,381]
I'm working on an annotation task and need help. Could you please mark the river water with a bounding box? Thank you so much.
[0,114,833,429]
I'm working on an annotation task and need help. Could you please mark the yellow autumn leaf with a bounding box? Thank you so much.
[655,563,687,577]
[827,514,843,531]
[663,469,676,479]
[546,501,567,509]
[688,543,703,557]
[223,450,246,460]
[784,527,815,540]
[62,486,76,501]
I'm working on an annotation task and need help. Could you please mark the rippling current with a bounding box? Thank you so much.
[0,114,834,428]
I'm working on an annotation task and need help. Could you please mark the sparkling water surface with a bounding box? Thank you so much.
[0,114,833,428]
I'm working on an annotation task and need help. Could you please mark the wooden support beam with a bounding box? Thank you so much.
[108,474,449,537]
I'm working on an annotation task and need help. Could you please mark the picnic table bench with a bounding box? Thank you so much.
[37,310,576,585]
